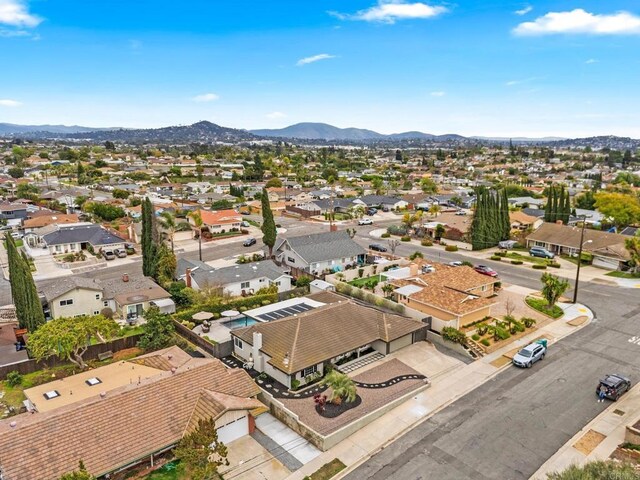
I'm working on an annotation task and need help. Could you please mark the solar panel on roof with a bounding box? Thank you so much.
[254,303,316,322]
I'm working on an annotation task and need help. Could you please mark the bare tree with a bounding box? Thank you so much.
[388,239,400,258]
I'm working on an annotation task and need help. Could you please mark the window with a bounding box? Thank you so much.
[94,311,100,315]
[241,281,250,289]
[275,281,281,286]
[287,256,295,263]
[302,365,318,377]
[59,299,74,306]
[234,337,243,349]
[95,294,101,300]
[43,390,60,400]
[85,377,102,386]
[103,301,109,307]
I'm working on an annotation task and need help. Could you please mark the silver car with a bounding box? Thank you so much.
[512,342,546,368]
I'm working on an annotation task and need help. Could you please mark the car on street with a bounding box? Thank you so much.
[367,208,377,216]
[369,243,387,252]
[358,218,373,225]
[114,248,127,258]
[512,341,547,368]
[597,374,632,401]
[474,265,498,277]
[448,261,464,267]
[243,237,257,247]
[529,246,555,259]
[455,210,466,216]
[102,250,116,261]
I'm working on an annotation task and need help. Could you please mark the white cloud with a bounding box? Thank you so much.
[0,0,42,27]
[296,53,336,66]
[0,99,22,107]
[515,6,532,16]
[266,111,286,119]
[191,93,220,103]
[330,1,447,24]
[585,58,598,64]
[430,91,445,97]
[505,77,542,86]
[514,9,640,36]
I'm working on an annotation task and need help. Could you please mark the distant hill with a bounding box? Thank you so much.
[0,123,118,135]
[251,122,384,141]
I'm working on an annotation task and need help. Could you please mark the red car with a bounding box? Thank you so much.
[474,265,498,277]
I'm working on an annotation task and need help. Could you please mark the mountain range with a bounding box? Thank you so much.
[1,121,637,148]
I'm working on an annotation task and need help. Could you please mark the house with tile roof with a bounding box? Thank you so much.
[274,230,366,275]
[0,346,262,480]
[231,301,425,389]
[389,261,498,332]
[189,208,242,234]
[526,222,631,270]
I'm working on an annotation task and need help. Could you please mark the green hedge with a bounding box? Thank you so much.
[421,238,433,247]
[491,255,502,261]
[400,235,411,242]
[548,262,561,268]
[532,264,547,270]
[335,282,405,314]
[525,297,564,319]
[442,327,467,345]
[510,260,523,265]
[381,232,391,238]
[445,245,458,252]
[174,292,280,322]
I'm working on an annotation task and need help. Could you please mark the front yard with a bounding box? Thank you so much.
[525,296,564,319]
[606,271,640,279]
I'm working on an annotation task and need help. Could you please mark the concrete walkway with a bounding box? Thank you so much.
[532,383,640,478]
[284,300,594,480]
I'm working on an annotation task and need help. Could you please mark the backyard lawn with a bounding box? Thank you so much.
[142,462,180,480]
[348,274,387,288]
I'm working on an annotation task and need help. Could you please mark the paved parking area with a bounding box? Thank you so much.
[219,434,291,480]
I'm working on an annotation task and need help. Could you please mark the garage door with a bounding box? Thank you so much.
[389,334,413,353]
[217,415,248,444]
[593,256,619,271]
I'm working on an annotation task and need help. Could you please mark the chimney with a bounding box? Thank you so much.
[185,268,192,288]
[252,332,263,371]
[329,223,338,232]
[409,263,419,277]
[122,273,129,282]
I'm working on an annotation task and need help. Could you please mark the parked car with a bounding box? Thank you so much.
[241,220,250,227]
[498,240,518,250]
[124,243,136,254]
[448,261,464,267]
[596,374,632,401]
[369,243,387,252]
[529,246,555,259]
[358,218,373,225]
[474,265,498,277]
[512,341,547,368]
[102,250,116,261]
[241,211,251,216]
[114,248,127,258]
[367,208,377,216]
[455,210,466,216]
[10,232,23,239]
[243,237,257,247]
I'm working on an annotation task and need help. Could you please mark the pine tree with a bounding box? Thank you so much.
[261,188,277,258]
[6,233,45,332]
[141,198,157,278]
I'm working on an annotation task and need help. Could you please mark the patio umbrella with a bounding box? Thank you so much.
[192,311,214,321]
[221,309,240,317]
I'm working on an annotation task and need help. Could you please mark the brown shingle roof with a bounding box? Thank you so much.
[393,279,496,315]
[184,390,263,435]
[526,223,630,259]
[0,350,260,480]
[23,213,80,229]
[412,260,498,292]
[233,301,424,374]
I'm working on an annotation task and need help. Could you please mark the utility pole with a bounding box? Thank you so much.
[573,215,587,304]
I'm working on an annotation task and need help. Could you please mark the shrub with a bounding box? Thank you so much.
[409,251,424,260]
[494,281,502,289]
[381,232,391,238]
[532,264,547,270]
[481,339,490,347]
[63,253,76,263]
[491,255,502,261]
[296,275,312,287]
[400,235,411,242]
[495,251,507,257]
[522,317,537,328]
[387,225,408,236]
[181,320,195,330]
[6,371,22,387]
[494,326,511,340]
[511,260,523,265]
[548,262,561,268]
[477,322,488,335]
[445,245,458,252]
[291,379,300,391]
[358,268,364,278]
[421,238,433,247]
[442,327,467,345]
[471,334,480,341]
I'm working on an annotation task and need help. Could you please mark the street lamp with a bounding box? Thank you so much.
[573,215,592,304]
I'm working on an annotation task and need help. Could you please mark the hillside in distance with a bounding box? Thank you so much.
[0,123,118,135]
[251,122,384,140]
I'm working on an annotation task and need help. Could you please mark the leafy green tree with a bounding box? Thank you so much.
[84,202,125,221]
[625,234,640,273]
[138,306,176,352]
[155,242,176,285]
[29,315,119,369]
[574,190,596,210]
[173,418,229,480]
[158,211,177,252]
[320,370,357,405]
[58,461,95,480]
[595,191,640,228]
[111,188,130,199]
[540,273,570,310]
[261,188,277,258]
[420,177,438,194]
[265,177,283,188]
[6,233,45,332]
[546,460,640,480]
[8,166,24,178]
[471,188,510,250]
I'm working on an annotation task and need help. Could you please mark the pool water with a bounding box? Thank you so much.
[222,317,259,330]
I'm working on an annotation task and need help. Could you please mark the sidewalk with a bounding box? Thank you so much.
[532,383,640,479]
[285,300,594,480]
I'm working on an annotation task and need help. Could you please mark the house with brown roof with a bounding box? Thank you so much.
[509,210,543,231]
[389,261,498,332]
[526,222,631,270]
[231,301,425,389]
[190,208,242,234]
[0,346,262,480]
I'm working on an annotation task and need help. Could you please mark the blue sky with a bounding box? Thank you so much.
[1,0,640,137]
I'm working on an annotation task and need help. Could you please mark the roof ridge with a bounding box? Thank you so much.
[287,317,303,374]
[182,388,209,438]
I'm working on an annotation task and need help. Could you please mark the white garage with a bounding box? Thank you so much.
[217,414,250,444]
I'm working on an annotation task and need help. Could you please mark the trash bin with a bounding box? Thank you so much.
[535,339,548,348]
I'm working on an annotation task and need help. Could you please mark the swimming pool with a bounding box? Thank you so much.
[222,317,259,330]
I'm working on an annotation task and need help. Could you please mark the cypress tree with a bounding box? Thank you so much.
[261,188,277,257]
[141,197,157,278]
[500,188,511,240]
[544,188,552,223]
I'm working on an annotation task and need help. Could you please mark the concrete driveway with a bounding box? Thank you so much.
[219,435,291,480]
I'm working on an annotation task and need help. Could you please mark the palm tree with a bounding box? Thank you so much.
[382,283,395,298]
[540,273,570,310]
[158,211,177,252]
[320,371,357,405]
[428,204,441,218]
[188,210,204,261]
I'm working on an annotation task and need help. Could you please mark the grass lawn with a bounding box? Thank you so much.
[142,462,181,480]
[503,252,551,266]
[348,274,386,287]
[304,459,347,480]
[246,219,261,228]
[606,271,640,279]
[2,239,23,248]
[525,297,564,319]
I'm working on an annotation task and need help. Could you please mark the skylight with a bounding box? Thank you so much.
[85,377,102,386]
[43,390,60,400]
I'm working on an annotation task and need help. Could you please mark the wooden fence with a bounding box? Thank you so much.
[0,335,142,380]
[172,320,233,358]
